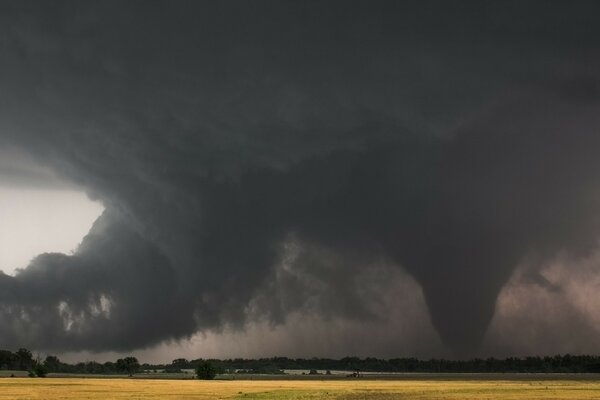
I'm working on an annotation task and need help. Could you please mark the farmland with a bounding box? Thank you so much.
[1,376,600,399]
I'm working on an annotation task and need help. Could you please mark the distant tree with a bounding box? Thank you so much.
[103,361,116,374]
[85,361,105,374]
[44,355,62,373]
[195,361,217,380]
[116,357,140,376]
[15,348,33,371]
[34,363,47,377]
[171,358,189,368]
[165,358,188,373]
[0,350,14,370]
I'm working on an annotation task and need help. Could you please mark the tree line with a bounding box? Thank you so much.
[0,348,140,376]
[157,355,600,373]
[2,349,600,375]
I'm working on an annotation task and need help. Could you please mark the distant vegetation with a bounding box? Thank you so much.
[162,355,600,374]
[3,349,600,375]
[195,361,217,380]
[0,348,140,376]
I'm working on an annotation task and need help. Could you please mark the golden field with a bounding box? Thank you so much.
[1,378,600,399]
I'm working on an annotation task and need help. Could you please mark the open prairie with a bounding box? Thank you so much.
[1,377,600,399]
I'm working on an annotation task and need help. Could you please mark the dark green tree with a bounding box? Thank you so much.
[0,350,14,370]
[195,361,217,380]
[116,357,140,376]
[34,363,47,377]
[43,356,62,373]
[16,348,33,371]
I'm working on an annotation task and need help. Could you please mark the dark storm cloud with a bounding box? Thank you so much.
[0,147,72,189]
[1,0,600,356]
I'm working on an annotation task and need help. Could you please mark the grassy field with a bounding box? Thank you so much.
[1,377,600,399]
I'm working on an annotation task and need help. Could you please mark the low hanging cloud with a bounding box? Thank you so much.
[1,1,600,357]
[484,248,600,356]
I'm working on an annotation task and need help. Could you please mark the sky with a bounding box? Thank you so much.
[2,0,600,362]
[0,148,103,275]
[0,186,103,275]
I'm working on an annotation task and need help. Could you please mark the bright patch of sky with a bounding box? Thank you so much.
[0,186,103,275]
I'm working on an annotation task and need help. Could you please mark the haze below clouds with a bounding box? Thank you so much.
[1,0,600,361]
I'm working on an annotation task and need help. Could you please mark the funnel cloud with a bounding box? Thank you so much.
[1,1,600,358]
